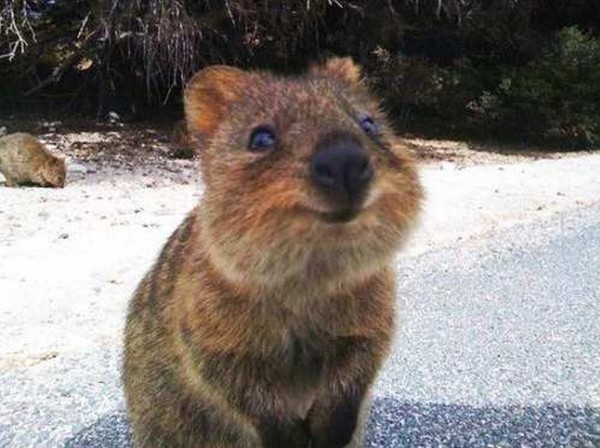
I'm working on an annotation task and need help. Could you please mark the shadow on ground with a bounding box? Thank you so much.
[65,398,600,447]
[65,412,132,448]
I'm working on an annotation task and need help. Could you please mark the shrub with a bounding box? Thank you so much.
[386,26,600,148]
[367,48,491,136]
[481,27,600,148]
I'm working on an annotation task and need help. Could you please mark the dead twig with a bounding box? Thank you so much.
[24,27,102,96]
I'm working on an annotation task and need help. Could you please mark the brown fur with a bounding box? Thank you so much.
[0,133,66,188]
[123,57,423,448]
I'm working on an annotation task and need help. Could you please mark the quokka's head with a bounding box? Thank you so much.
[184,58,422,288]
[42,156,66,188]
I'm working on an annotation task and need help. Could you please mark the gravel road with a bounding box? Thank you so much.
[370,203,600,447]
[2,202,599,447]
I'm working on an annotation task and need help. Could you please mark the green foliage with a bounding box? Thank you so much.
[463,27,600,148]
[495,27,600,148]
[367,50,493,137]
[378,26,600,148]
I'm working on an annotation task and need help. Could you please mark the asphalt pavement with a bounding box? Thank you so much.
[1,204,599,447]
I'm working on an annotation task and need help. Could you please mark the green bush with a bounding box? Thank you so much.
[481,27,600,148]
[367,49,492,136]
[383,26,600,148]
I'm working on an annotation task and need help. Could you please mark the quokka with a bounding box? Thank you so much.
[123,57,422,448]
[0,133,66,188]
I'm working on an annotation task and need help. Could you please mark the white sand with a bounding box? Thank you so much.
[409,154,600,255]
[1,154,600,368]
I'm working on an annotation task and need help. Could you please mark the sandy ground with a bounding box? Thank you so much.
[1,148,600,371]
[407,154,600,256]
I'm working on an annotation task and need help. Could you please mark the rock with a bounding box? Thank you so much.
[107,111,121,123]
[439,161,456,171]
[68,163,88,174]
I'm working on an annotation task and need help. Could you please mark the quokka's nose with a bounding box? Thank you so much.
[311,132,374,203]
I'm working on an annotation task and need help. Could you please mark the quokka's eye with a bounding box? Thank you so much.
[359,116,378,137]
[248,126,277,152]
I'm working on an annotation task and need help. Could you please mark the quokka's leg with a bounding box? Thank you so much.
[200,354,312,448]
[306,337,386,448]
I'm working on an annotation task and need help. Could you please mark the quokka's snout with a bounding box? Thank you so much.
[311,130,374,222]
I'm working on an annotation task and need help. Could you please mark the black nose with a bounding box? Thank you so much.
[311,133,374,204]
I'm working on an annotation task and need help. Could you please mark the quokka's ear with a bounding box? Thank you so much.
[309,57,363,86]
[184,66,250,140]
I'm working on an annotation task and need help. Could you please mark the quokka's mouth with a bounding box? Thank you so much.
[320,208,361,224]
